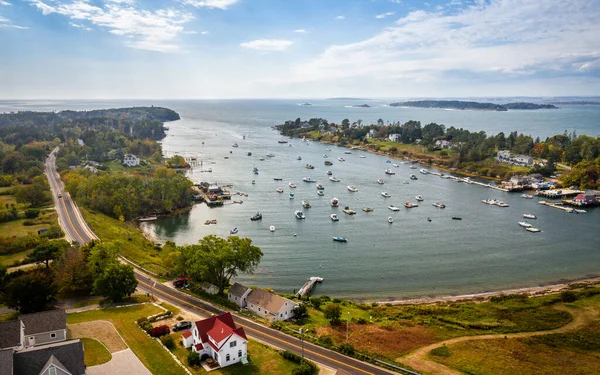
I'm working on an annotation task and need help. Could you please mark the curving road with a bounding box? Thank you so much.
[45,148,401,375]
[45,148,98,245]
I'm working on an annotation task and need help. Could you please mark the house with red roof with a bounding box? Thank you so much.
[181,312,248,368]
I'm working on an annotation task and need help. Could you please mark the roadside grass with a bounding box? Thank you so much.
[167,333,298,375]
[0,248,33,267]
[0,219,51,237]
[160,301,180,315]
[80,337,112,367]
[73,297,104,309]
[67,304,186,375]
[80,208,165,274]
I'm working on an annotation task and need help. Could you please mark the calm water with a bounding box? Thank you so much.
[2,99,600,300]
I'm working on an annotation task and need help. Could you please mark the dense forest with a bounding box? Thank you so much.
[276,118,600,188]
[389,100,557,111]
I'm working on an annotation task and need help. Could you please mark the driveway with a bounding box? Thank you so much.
[87,349,151,375]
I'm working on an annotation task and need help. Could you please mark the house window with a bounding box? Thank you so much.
[258,307,261,312]
[238,350,242,358]
[50,333,56,338]
[226,354,230,361]
[230,341,237,348]
[280,314,283,317]
[49,368,56,375]
[235,297,238,301]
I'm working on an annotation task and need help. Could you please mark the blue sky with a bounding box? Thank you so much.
[1,0,599,99]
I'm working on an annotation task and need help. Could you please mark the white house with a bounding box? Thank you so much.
[246,288,298,322]
[435,140,452,149]
[515,155,534,166]
[76,139,85,146]
[388,134,401,142]
[227,283,251,308]
[201,282,218,295]
[123,154,139,167]
[181,313,248,368]
[496,150,534,166]
[366,129,377,139]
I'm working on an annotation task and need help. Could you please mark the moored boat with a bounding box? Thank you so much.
[409,174,417,180]
[230,228,238,234]
[302,200,311,208]
[324,160,333,166]
[522,213,537,219]
[232,143,238,147]
[518,221,532,228]
[289,192,295,199]
[415,195,424,201]
[388,205,400,211]
[270,225,276,232]
[297,155,302,160]
[388,217,394,223]
[326,170,333,175]
[338,157,345,162]
[250,212,262,221]
[331,197,339,207]
[526,227,541,233]
[393,163,399,167]
[410,165,417,169]
[347,185,358,192]
[303,177,316,183]
[306,164,315,169]
[266,153,275,157]
[332,237,347,242]
[404,201,418,208]
[377,178,384,184]
[295,210,306,219]
[452,217,462,220]
[276,187,284,193]
[278,140,288,144]
[420,169,429,174]
[317,190,324,196]
[323,154,328,158]
[342,207,356,215]
[329,177,340,182]
[330,213,339,221]
[362,207,373,212]
[432,202,446,208]
[385,169,395,175]
[345,151,352,154]
[381,192,391,198]
[289,182,297,188]
[138,216,158,222]
[273,177,283,181]
[316,183,325,190]
[521,193,534,199]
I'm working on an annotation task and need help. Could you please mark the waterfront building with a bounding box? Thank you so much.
[123,153,140,167]
[388,134,401,142]
[246,288,298,322]
[227,283,251,308]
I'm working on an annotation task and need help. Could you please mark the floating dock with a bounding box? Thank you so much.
[536,189,583,199]
[539,200,574,213]
[297,277,323,297]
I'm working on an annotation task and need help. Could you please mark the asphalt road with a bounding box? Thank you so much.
[45,148,399,375]
[44,148,97,245]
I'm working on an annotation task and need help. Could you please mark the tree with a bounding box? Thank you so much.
[180,235,263,294]
[2,270,57,313]
[293,303,309,319]
[26,241,63,268]
[323,303,342,325]
[92,264,138,302]
[88,242,120,279]
[53,248,93,294]
[341,119,350,129]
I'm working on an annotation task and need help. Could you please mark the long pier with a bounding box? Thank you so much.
[297,277,323,297]
[439,174,509,192]
[539,200,574,213]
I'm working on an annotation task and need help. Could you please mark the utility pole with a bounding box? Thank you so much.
[299,328,304,359]
[346,311,350,344]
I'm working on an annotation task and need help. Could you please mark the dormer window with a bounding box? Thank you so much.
[230,340,237,348]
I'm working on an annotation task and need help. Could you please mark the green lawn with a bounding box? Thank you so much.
[0,312,18,322]
[0,194,18,206]
[80,208,165,273]
[67,304,187,375]
[80,337,112,367]
[0,219,51,237]
[167,334,298,375]
[0,248,33,267]
[73,297,105,309]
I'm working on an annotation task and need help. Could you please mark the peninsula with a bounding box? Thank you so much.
[389,100,557,111]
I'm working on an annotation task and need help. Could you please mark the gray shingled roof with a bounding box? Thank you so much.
[0,348,14,375]
[0,320,21,349]
[246,288,294,314]
[228,282,249,298]
[20,309,66,335]
[14,340,85,375]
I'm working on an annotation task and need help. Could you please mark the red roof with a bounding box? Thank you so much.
[181,330,192,339]
[194,343,204,351]
[194,312,246,348]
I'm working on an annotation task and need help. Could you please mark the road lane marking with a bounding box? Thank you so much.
[136,277,379,375]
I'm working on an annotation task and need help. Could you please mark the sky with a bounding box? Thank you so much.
[0,0,599,99]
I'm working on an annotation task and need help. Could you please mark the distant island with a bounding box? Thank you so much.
[351,104,371,108]
[549,101,600,105]
[389,100,557,111]
[328,97,370,100]
[299,102,312,106]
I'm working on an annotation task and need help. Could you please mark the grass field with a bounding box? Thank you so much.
[167,334,298,375]
[80,337,112,367]
[67,304,187,375]
[80,208,165,273]
[0,219,51,237]
[0,248,33,267]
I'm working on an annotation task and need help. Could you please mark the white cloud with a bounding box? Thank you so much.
[335,15,345,20]
[0,1,11,6]
[28,0,194,52]
[294,29,307,33]
[0,15,27,28]
[69,22,91,31]
[185,0,238,9]
[375,12,394,19]
[240,39,294,51]
[201,31,209,35]
[289,0,600,85]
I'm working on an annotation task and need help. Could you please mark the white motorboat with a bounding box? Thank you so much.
[302,200,311,208]
[276,188,284,193]
[360,155,366,158]
[388,217,394,223]
[330,214,339,221]
[393,163,399,167]
[496,201,509,207]
[323,154,328,158]
[403,180,409,184]
[523,213,537,219]
[338,157,345,162]
[521,194,534,199]
[409,174,417,180]
[518,221,532,228]
[316,183,325,190]
[295,210,306,219]
[420,169,429,174]
[266,153,275,157]
[432,202,446,208]
[345,151,352,154]
[377,178,384,184]
[297,155,302,160]
[404,201,418,208]
[482,198,497,205]
[331,197,339,207]
[526,227,541,233]
[410,165,417,169]
[303,177,316,183]
[415,195,424,201]
[347,185,358,192]
[289,182,297,188]
[329,177,340,182]
[385,169,395,175]
[259,157,265,161]
[232,143,239,147]
[317,190,324,196]
[269,225,275,232]
[388,205,400,211]
[574,209,587,214]
[381,192,391,198]
[326,170,333,175]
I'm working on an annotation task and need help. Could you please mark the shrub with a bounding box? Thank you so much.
[176,316,184,321]
[150,325,170,338]
[24,209,40,219]
[430,345,451,357]
[560,290,578,303]
[356,317,368,325]
[319,295,331,302]
[160,335,175,349]
[309,297,321,310]
[318,335,333,347]
[136,317,148,324]
[371,302,379,307]
[332,298,341,304]
[139,321,152,334]
[323,303,342,325]
[281,350,303,364]
[339,343,355,356]
[187,351,201,367]
[271,321,283,330]
[292,361,318,375]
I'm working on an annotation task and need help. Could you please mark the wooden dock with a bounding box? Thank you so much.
[297,277,323,297]
[539,200,574,213]
[443,175,509,192]
[536,189,583,199]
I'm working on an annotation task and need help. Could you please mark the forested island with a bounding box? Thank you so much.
[389,100,557,111]
[276,117,599,189]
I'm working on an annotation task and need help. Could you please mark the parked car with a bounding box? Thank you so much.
[173,277,190,288]
[58,193,63,198]
[172,321,192,332]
